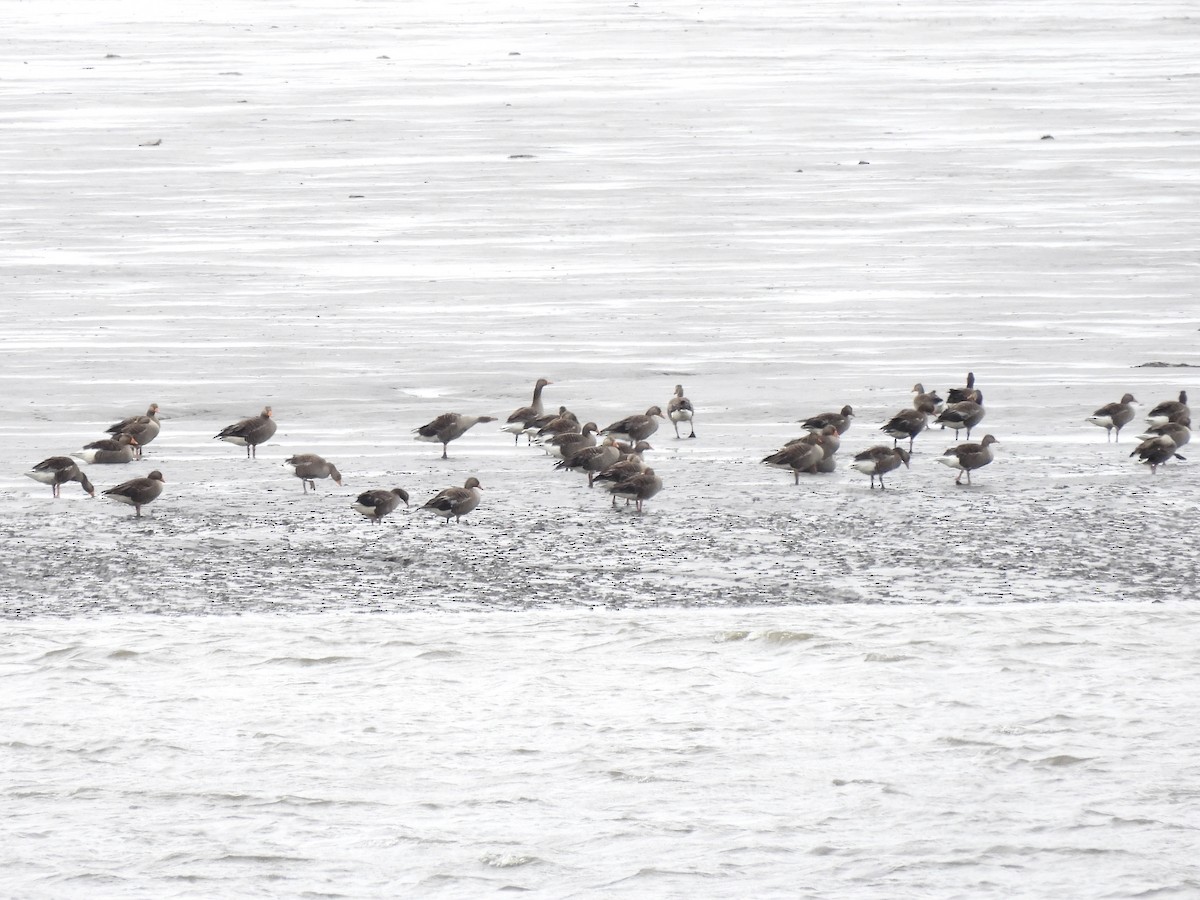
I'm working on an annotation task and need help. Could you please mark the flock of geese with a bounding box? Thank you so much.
[22,376,1190,521]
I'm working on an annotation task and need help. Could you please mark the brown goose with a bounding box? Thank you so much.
[1130,434,1185,474]
[1137,419,1191,449]
[556,437,621,486]
[800,405,854,435]
[784,425,840,473]
[106,403,161,459]
[947,372,982,405]
[763,441,824,484]
[911,384,944,416]
[594,442,653,505]
[103,469,165,517]
[936,393,985,441]
[500,378,552,444]
[353,488,410,523]
[546,422,598,460]
[1147,390,1189,426]
[1085,393,1137,442]
[421,477,483,524]
[72,433,139,464]
[881,408,928,452]
[850,446,910,489]
[601,406,665,443]
[414,413,497,459]
[667,384,696,439]
[26,457,95,498]
[215,406,277,458]
[607,467,663,514]
[530,407,578,440]
[936,434,998,485]
[285,453,344,493]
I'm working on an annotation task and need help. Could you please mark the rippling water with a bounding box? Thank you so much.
[4,605,1198,897]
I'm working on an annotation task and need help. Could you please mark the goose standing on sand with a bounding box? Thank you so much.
[594,441,653,503]
[763,441,825,485]
[353,488,410,523]
[1085,393,1138,442]
[1130,435,1184,474]
[545,422,598,460]
[1147,390,1189,426]
[533,408,581,442]
[851,446,911,489]
[557,437,621,487]
[500,378,552,444]
[667,384,696,439]
[936,393,986,441]
[911,384,944,416]
[881,408,928,452]
[607,467,662,514]
[72,433,139,465]
[785,425,840,473]
[936,434,998,485]
[800,405,854,435]
[26,457,95,498]
[215,406,277,458]
[103,470,166,517]
[285,454,344,493]
[421,477,483,524]
[947,372,982,405]
[602,406,664,443]
[1137,418,1190,450]
[414,413,497,459]
[107,403,161,459]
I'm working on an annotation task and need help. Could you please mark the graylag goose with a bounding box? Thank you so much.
[667,384,696,439]
[103,469,165,517]
[545,422,598,460]
[1137,418,1190,449]
[500,378,552,444]
[1085,393,1137,442]
[106,403,161,458]
[26,457,95,498]
[601,406,665,443]
[594,442,653,503]
[421,477,483,524]
[215,406,276,458]
[72,433,138,464]
[936,434,998,485]
[533,408,580,441]
[1147,390,1189,426]
[800,405,854,435]
[285,454,344,493]
[936,393,985,441]
[911,384,944,416]
[353,488,410,523]
[607,467,663,514]
[1130,435,1184,474]
[784,425,840,473]
[556,437,621,486]
[851,446,910,489]
[414,413,497,459]
[763,441,825,484]
[946,372,982,405]
[881,409,928,452]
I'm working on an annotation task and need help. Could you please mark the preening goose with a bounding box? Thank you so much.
[353,488,410,523]
[72,433,139,464]
[26,457,95,498]
[851,446,910,489]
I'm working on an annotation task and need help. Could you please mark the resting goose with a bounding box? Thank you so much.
[800,405,854,435]
[1085,393,1138,442]
[421,477,483,525]
[936,434,998,485]
[783,425,840,473]
[607,467,663,514]
[26,457,95,498]
[851,446,910,489]
[556,437,621,486]
[500,378,552,444]
[936,393,986,441]
[215,406,277,458]
[763,441,825,485]
[594,442,653,504]
[1130,435,1184,474]
[911,384,944,416]
[533,408,580,441]
[667,384,696,439]
[353,488,410,523]
[1147,390,1189,426]
[414,413,497,459]
[881,408,928,452]
[285,454,344,493]
[545,422,598,460]
[947,372,982,405]
[106,403,161,458]
[72,433,138,464]
[103,469,165,517]
[601,406,665,443]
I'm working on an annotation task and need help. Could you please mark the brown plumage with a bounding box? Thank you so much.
[911,384,944,416]
[946,372,982,405]
[501,379,552,443]
[421,477,484,524]
[1147,390,1189,426]
[936,434,998,485]
[414,413,497,459]
[850,446,910,489]
[353,488,410,523]
[800,405,854,435]
[26,457,95,498]
[285,454,344,493]
[667,384,696,439]
[103,470,166,517]
[556,438,621,486]
[601,406,665,443]
[882,408,928,452]
[607,467,663,514]
[936,393,985,441]
[1130,435,1185,474]
[763,441,825,484]
[72,433,139,464]
[1085,393,1137,442]
[215,406,277,458]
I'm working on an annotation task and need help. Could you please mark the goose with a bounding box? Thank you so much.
[413,413,497,459]
[1146,390,1189,426]
[800,405,854,435]
[26,457,95,498]
[607,467,663,514]
[421,477,483,524]
[594,442,653,503]
[106,403,161,458]
[352,488,410,523]
[1137,419,1190,449]
[667,384,696,439]
[72,433,138,464]
[936,434,998,485]
[763,441,825,484]
[285,454,344,493]
[881,408,928,452]
[532,408,580,441]
[601,406,665,443]
[936,393,985,441]
[1085,393,1137,442]
[556,438,621,486]
[215,406,276,458]
[545,422,598,460]
[500,378,552,444]
[1130,435,1184,474]
[103,469,165,517]
[784,425,840,473]
[947,372,982,404]
[850,446,910,489]
[911,384,944,416]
